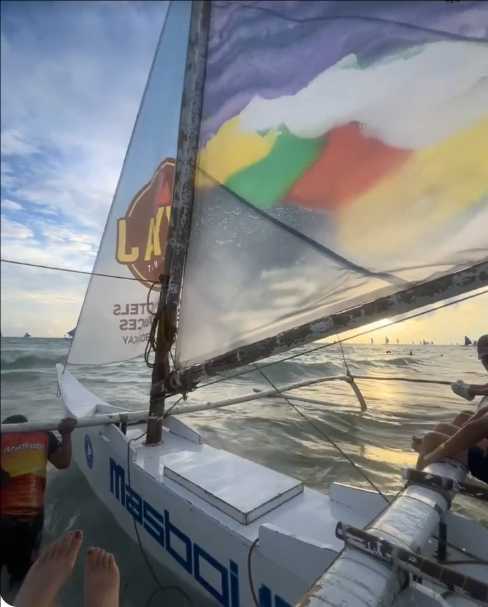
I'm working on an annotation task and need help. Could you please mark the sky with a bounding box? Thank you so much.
[0,0,486,342]
[1,1,166,337]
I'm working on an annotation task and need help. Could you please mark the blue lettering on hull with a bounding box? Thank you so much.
[109,457,291,607]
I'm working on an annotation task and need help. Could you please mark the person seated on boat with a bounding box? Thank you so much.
[414,407,488,483]
[0,414,76,590]
[450,334,488,404]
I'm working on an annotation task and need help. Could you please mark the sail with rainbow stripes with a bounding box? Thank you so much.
[174,1,488,368]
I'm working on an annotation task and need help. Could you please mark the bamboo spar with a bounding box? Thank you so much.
[1,372,459,434]
[171,263,488,388]
[1,411,151,434]
[1,373,355,434]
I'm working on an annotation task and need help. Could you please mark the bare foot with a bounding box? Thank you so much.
[84,547,120,607]
[16,530,83,607]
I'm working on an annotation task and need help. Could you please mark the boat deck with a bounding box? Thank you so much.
[127,424,373,546]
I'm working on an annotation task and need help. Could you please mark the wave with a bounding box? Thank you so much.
[238,355,421,387]
[0,370,55,383]
[350,356,420,369]
[250,360,345,385]
[1,353,65,370]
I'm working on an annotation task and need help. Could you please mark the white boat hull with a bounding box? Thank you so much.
[57,366,488,607]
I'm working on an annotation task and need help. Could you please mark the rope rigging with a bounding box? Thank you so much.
[0,258,141,281]
[252,364,390,502]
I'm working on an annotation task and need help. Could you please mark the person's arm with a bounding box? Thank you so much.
[471,405,488,420]
[467,384,488,398]
[48,418,77,469]
[418,416,488,469]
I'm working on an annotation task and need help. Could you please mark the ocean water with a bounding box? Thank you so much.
[1,337,487,606]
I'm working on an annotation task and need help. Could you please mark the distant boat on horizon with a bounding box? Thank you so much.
[464,336,472,346]
[23,332,31,338]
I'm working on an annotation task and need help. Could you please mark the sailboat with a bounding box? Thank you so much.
[5,2,488,606]
[465,336,473,346]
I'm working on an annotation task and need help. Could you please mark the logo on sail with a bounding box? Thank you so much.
[116,159,174,288]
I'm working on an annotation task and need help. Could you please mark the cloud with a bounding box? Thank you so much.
[2,217,98,270]
[1,217,33,240]
[1,262,89,337]
[1,129,40,156]
[1,198,22,211]
[1,1,166,226]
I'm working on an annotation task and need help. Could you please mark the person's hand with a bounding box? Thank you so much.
[412,435,423,453]
[451,380,474,401]
[58,417,77,436]
[417,444,447,469]
[417,453,436,470]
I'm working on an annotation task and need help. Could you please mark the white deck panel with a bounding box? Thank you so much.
[163,447,304,524]
[129,426,376,545]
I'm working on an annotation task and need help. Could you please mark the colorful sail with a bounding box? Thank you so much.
[68,1,191,365]
[175,1,488,369]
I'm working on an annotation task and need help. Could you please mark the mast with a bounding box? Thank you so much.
[146,0,210,443]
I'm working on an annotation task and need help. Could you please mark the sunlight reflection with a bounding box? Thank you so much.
[361,445,417,468]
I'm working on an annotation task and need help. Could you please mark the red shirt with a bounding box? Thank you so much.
[0,431,59,518]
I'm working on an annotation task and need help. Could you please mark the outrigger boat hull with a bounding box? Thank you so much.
[57,365,488,607]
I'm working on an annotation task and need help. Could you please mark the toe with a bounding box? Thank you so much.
[69,530,83,551]
[109,554,119,578]
[41,540,60,562]
[102,550,111,569]
[98,549,107,568]
[58,532,75,556]
[106,552,115,570]
[87,547,99,569]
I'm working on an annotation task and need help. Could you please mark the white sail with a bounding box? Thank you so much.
[175,1,488,369]
[69,1,191,365]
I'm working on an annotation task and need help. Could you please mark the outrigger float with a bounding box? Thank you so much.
[3,1,488,605]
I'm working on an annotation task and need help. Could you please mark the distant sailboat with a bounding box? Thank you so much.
[464,336,472,346]
[23,332,31,338]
